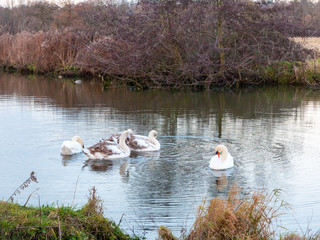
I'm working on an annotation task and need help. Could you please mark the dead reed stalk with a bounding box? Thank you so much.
[7,171,38,203]
[187,186,286,240]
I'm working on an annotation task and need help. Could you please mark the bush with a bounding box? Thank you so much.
[187,186,285,240]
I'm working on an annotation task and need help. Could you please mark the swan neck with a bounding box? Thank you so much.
[148,135,160,147]
[221,149,228,161]
[119,134,130,153]
[148,132,154,140]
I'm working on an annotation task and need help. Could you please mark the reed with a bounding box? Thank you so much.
[187,186,286,240]
[158,226,178,240]
[7,171,38,203]
[0,30,87,74]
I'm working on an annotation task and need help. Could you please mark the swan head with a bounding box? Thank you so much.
[72,136,84,148]
[120,130,131,142]
[127,129,134,136]
[215,144,228,160]
[148,130,158,139]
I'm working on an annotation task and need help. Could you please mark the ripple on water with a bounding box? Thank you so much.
[2,79,320,238]
[119,136,239,237]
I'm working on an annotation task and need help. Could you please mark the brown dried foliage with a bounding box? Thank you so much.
[158,225,178,240]
[187,186,282,240]
[0,29,88,73]
[0,0,319,88]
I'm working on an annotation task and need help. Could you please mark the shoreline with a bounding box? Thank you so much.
[2,186,318,240]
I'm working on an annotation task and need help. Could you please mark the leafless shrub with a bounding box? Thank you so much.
[0,0,319,88]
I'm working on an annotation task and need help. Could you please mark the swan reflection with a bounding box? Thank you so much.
[210,168,234,192]
[82,159,113,172]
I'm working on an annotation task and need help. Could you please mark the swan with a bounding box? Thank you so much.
[83,130,131,160]
[209,144,234,170]
[128,130,160,152]
[107,130,160,152]
[60,136,84,155]
[105,129,134,143]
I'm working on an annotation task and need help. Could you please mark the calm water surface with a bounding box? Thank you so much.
[1,73,320,238]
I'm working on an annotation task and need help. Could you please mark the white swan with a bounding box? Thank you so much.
[107,130,160,152]
[60,136,84,155]
[129,130,160,152]
[209,144,234,170]
[83,130,131,160]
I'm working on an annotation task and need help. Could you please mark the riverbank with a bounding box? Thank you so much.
[2,186,318,240]
[1,187,140,240]
[1,37,319,90]
[0,0,320,89]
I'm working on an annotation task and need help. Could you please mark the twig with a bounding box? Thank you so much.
[38,194,42,228]
[23,187,40,207]
[57,201,62,240]
[233,201,244,213]
[71,176,80,207]
[118,213,125,227]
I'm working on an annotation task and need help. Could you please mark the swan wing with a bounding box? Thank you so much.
[61,141,82,155]
[209,154,234,170]
[84,141,129,159]
[104,133,121,143]
[127,136,159,151]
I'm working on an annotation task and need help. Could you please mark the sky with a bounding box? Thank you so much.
[0,0,81,7]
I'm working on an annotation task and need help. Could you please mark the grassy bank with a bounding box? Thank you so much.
[3,185,319,239]
[258,59,320,87]
[0,0,320,89]
[1,187,139,240]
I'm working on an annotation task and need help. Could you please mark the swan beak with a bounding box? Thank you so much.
[215,151,220,158]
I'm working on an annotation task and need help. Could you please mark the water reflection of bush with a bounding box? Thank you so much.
[0,73,316,116]
[1,73,315,143]
[0,72,314,199]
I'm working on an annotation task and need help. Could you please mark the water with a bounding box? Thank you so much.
[1,72,320,238]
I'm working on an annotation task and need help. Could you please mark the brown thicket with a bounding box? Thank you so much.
[0,0,319,88]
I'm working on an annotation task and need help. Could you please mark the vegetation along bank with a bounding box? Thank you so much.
[2,184,319,239]
[1,0,320,89]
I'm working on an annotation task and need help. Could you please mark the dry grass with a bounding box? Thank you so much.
[187,186,285,240]
[158,226,178,240]
[293,37,320,52]
[0,30,86,74]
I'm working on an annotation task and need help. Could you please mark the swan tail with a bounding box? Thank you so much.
[61,145,72,155]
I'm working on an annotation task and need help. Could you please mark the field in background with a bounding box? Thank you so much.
[293,37,320,52]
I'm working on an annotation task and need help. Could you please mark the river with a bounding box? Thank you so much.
[0,72,320,238]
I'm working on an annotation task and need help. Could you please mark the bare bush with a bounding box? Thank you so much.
[0,0,319,88]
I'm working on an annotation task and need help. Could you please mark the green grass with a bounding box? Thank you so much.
[258,59,320,86]
[3,181,320,240]
[0,187,139,240]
